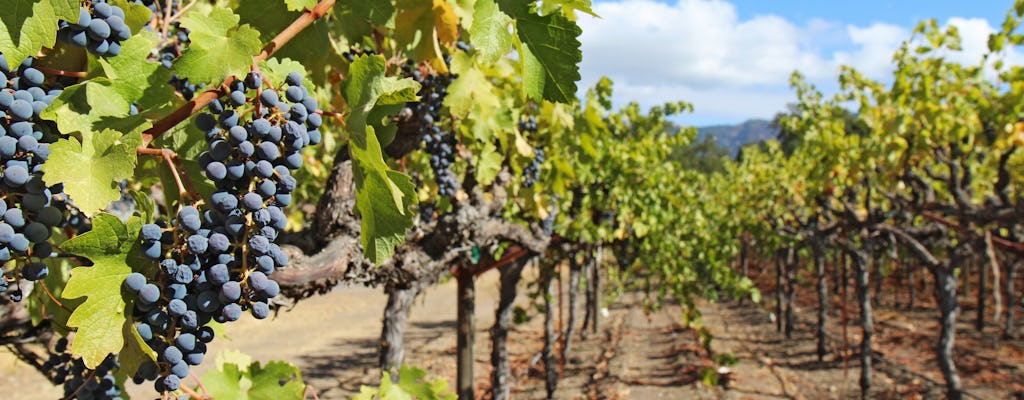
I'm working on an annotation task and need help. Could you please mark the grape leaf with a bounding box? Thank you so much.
[498,1,581,103]
[97,31,175,110]
[60,214,147,369]
[395,0,459,74]
[0,0,77,67]
[201,353,306,400]
[354,365,455,400]
[284,0,317,11]
[344,55,420,263]
[475,143,503,185]
[175,7,262,84]
[42,129,141,216]
[469,0,512,63]
[40,78,135,136]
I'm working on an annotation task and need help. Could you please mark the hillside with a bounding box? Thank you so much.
[697,119,777,157]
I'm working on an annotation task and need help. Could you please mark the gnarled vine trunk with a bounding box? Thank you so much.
[564,255,582,362]
[379,282,421,374]
[457,268,476,400]
[1006,260,1020,339]
[933,266,963,400]
[784,246,797,338]
[812,237,828,361]
[491,257,529,400]
[541,261,558,399]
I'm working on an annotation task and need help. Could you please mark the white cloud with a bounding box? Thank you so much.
[576,0,1018,124]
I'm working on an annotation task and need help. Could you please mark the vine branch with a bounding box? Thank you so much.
[139,0,337,147]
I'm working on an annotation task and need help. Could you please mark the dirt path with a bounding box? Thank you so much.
[7,269,969,400]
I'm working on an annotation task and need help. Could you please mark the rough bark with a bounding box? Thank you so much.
[564,255,582,362]
[837,237,872,399]
[591,245,602,335]
[581,250,592,340]
[541,261,558,399]
[907,259,917,310]
[977,252,987,332]
[379,282,421,374]
[854,249,873,399]
[491,257,529,400]
[784,246,797,338]
[457,269,476,400]
[812,237,828,361]
[934,266,964,400]
[984,231,1002,324]
[1005,260,1020,339]
[776,249,784,332]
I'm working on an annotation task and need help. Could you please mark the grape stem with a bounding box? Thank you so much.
[178,383,209,400]
[62,369,96,400]
[139,0,337,147]
[189,370,210,396]
[38,283,72,313]
[33,67,87,78]
[136,147,198,202]
[304,385,321,400]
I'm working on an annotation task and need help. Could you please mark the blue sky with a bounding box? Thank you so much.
[579,0,1022,126]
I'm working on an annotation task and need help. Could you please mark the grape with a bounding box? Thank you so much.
[58,1,131,57]
[251,301,270,319]
[21,262,47,280]
[138,284,160,304]
[125,272,147,291]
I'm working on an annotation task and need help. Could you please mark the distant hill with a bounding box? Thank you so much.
[697,119,777,157]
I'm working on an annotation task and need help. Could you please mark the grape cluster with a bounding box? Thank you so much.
[58,1,131,57]
[402,63,458,197]
[0,54,75,299]
[43,338,124,400]
[127,71,320,393]
[519,117,542,188]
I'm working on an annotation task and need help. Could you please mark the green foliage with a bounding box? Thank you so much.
[353,365,455,400]
[60,214,152,370]
[200,350,307,400]
[42,130,141,216]
[343,55,421,263]
[175,7,263,84]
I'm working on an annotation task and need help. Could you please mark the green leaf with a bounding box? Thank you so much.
[40,78,135,136]
[97,31,175,109]
[475,143,503,185]
[469,0,512,63]
[499,1,582,102]
[201,351,306,400]
[284,0,317,11]
[0,0,78,67]
[175,7,263,84]
[355,365,455,400]
[42,129,141,216]
[343,55,420,263]
[60,214,146,369]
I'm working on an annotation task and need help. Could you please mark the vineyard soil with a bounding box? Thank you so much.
[9,264,1022,399]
